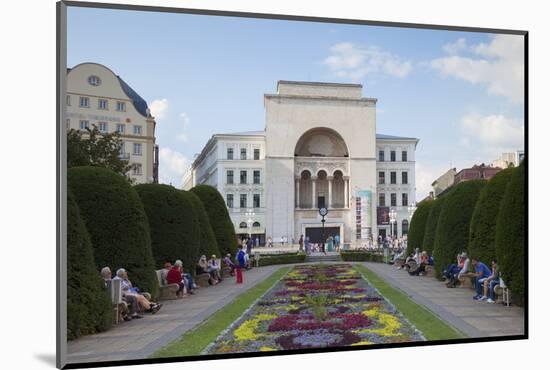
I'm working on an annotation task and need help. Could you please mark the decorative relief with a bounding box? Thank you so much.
[295,159,349,176]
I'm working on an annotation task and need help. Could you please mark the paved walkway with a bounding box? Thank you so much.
[66,265,282,365]
[362,262,524,338]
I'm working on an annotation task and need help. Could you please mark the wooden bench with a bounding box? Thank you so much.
[155,269,180,300]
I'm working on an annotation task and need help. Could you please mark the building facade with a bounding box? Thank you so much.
[491,150,525,169]
[66,63,158,184]
[184,81,418,245]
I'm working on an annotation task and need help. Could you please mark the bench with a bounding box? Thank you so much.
[458,275,474,289]
[107,279,126,324]
[221,266,233,278]
[494,279,511,306]
[424,265,434,277]
[195,273,211,287]
[155,269,180,300]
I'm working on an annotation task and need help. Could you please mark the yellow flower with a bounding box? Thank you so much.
[260,346,277,351]
[352,341,374,346]
[233,314,276,341]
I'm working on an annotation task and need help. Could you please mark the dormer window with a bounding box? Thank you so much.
[88,75,101,86]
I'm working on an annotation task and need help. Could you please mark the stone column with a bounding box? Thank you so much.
[344,178,349,208]
[328,176,333,208]
[311,176,317,209]
[296,179,300,208]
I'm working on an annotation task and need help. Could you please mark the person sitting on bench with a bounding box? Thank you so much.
[471,257,493,301]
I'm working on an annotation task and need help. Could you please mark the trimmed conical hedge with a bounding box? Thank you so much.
[406,200,434,255]
[495,162,525,306]
[433,180,486,277]
[186,191,221,258]
[468,168,515,264]
[191,185,238,257]
[134,184,201,275]
[68,166,158,298]
[422,196,446,256]
[67,190,112,340]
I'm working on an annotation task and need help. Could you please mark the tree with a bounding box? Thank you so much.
[468,168,515,264]
[406,200,434,256]
[432,180,486,278]
[495,162,525,306]
[67,189,112,340]
[422,196,446,256]
[67,126,132,177]
[135,184,201,275]
[186,191,221,258]
[191,185,238,257]
[68,166,158,298]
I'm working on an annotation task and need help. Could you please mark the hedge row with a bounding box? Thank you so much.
[257,254,306,266]
[406,200,434,256]
[340,251,384,262]
[422,196,446,256]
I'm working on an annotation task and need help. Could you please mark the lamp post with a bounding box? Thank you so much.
[389,208,397,239]
[319,207,328,254]
[245,209,255,239]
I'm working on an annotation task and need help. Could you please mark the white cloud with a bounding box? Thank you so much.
[175,112,190,142]
[322,42,412,80]
[459,113,524,154]
[158,147,190,187]
[415,162,449,201]
[431,35,524,103]
[149,98,169,120]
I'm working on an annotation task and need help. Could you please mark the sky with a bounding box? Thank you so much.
[67,7,525,200]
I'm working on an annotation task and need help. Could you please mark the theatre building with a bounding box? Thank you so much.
[183,81,418,246]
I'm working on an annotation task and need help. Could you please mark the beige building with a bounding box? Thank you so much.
[184,81,418,245]
[66,63,158,184]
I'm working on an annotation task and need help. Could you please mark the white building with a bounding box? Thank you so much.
[183,81,418,245]
[66,63,158,184]
[491,150,525,169]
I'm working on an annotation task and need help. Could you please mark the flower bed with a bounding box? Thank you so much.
[204,264,424,354]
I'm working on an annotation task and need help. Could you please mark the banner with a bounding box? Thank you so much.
[377,206,390,225]
[355,190,372,240]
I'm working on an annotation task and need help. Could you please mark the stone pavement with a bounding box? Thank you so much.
[362,262,524,338]
[66,265,282,365]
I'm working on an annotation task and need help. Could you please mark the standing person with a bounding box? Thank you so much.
[334,234,340,251]
[235,246,246,284]
[255,237,259,248]
[246,237,253,256]
[267,236,273,248]
[299,234,304,252]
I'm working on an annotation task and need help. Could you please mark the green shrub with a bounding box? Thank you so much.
[191,185,238,257]
[340,251,384,262]
[68,166,158,298]
[422,196,446,256]
[257,253,306,266]
[134,184,201,275]
[67,190,112,340]
[406,200,434,256]
[186,191,221,259]
[495,162,525,306]
[432,180,486,278]
[468,168,515,264]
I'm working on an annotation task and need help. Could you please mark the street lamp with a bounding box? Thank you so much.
[245,208,255,239]
[389,208,397,238]
[319,207,329,254]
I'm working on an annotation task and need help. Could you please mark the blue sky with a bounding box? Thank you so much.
[67,7,525,199]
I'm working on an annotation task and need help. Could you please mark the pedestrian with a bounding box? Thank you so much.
[246,237,253,255]
[255,237,259,248]
[334,234,340,250]
[299,234,304,252]
[267,236,273,248]
[236,246,246,284]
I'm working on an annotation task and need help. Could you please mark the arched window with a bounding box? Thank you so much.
[253,222,260,227]
[299,170,312,208]
[294,127,349,157]
[316,170,328,208]
[332,170,345,208]
[239,222,247,229]
[402,219,409,235]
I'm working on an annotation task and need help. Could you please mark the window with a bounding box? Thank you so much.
[116,124,125,134]
[116,101,126,112]
[240,170,247,184]
[133,125,142,135]
[66,119,70,129]
[391,193,397,207]
[79,97,89,108]
[253,221,260,227]
[227,148,234,160]
[132,164,142,176]
[379,193,386,207]
[402,172,408,185]
[239,222,247,229]
[66,95,71,106]
[402,193,408,206]
[253,170,260,184]
[88,75,101,86]
[240,148,247,160]
[254,148,260,160]
[390,150,396,162]
[390,172,397,184]
[240,194,247,208]
[98,99,108,110]
[79,120,89,130]
[118,143,125,156]
[226,194,234,208]
[402,220,409,235]
[133,143,142,156]
[253,194,260,208]
[227,170,234,184]
[378,171,385,185]
[98,122,108,132]
[402,151,408,162]
[378,150,384,161]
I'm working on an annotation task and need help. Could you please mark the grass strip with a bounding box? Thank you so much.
[354,264,466,340]
[151,266,291,358]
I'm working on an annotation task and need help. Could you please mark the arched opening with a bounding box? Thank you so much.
[239,222,247,229]
[294,127,349,157]
[332,170,345,208]
[402,219,409,236]
[316,170,328,208]
[299,170,312,208]
[253,221,261,227]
